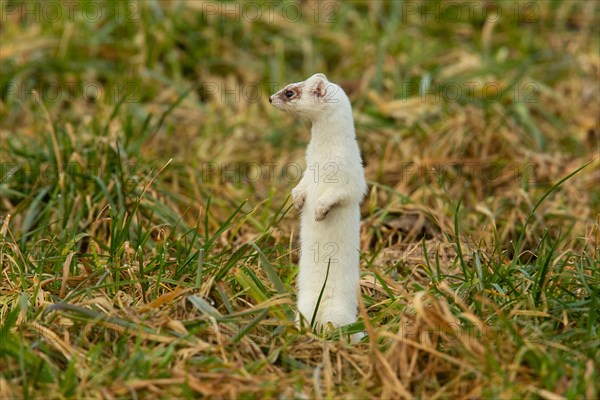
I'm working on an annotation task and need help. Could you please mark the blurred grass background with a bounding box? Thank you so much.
[0,0,599,398]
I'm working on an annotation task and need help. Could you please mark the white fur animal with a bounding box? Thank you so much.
[269,73,367,337]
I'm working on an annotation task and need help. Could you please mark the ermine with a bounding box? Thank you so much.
[269,73,367,340]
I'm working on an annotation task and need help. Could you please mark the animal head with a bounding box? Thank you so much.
[269,73,348,121]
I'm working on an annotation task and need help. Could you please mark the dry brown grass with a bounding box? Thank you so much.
[1,1,599,398]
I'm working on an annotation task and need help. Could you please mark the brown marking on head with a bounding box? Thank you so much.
[278,83,303,102]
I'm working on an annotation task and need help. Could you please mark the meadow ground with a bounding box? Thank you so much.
[0,1,599,398]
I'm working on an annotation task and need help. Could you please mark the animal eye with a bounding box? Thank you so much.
[285,90,294,98]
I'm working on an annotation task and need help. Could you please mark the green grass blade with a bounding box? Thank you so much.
[311,258,331,329]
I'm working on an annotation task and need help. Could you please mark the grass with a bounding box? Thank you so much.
[1,0,599,398]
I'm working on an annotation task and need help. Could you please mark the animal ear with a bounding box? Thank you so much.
[312,73,328,81]
[311,78,327,99]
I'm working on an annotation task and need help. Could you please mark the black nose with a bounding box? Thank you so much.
[269,96,272,103]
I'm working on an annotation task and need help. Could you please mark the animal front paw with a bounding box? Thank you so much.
[315,202,330,222]
[291,187,306,211]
